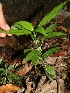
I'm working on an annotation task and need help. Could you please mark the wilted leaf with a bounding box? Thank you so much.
[0,84,20,93]
[60,26,68,32]
[38,2,67,27]
[51,50,65,57]
[16,64,32,76]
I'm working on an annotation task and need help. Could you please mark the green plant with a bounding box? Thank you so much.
[0,1,68,79]
[0,58,20,85]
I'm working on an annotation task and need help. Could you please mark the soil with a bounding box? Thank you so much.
[0,0,70,93]
[1,0,69,25]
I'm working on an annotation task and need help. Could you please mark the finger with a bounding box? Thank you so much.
[0,3,10,31]
[0,33,6,37]
[7,34,12,36]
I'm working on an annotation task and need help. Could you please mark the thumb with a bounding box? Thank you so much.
[0,3,10,31]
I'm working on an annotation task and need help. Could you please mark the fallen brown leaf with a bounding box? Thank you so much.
[51,50,65,57]
[16,64,32,76]
[0,84,20,93]
[60,26,68,32]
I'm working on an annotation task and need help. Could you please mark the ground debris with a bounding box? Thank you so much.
[16,64,32,76]
[35,79,64,93]
[0,84,20,93]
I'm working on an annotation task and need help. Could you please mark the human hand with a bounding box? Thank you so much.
[0,3,12,37]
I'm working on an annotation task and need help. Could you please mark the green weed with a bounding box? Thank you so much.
[0,1,69,80]
[0,58,20,85]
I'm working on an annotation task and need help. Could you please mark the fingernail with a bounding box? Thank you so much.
[5,23,10,30]
[7,34,12,36]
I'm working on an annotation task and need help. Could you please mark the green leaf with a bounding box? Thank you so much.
[38,2,67,27]
[8,72,19,80]
[5,63,8,69]
[42,32,65,41]
[45,23,56,33]
[8,65,14,70]
[0,68,5,71]
[26,50,40,66]
[45,65,55,75]
[12,24,23,30]
[0,58,2,64]
[34,27,47,36]
[0,30,6,33]
[32,55,39,66]
[46,32,65,38]
[42,47,59,59]
[26,50,39,61]
[24,49,32,53]
[45,65,56,79]
[13,21,34,31]
[7,28,31,35]
[6,72,20,84]
[3,78,7,84]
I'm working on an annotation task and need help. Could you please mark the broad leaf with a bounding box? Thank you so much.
[26,50,40,66]
[34,27,47,36]
[45,65,56,79]
[45,23,56,33]
[38,2,67,27]
[46,32,65,38]
[12,24,23,30]
[7,28,31,35]
[42,47,59,59]
[32,55,39,66]
[26,50,39,61]
[13,21,34,31]
[42,32,65,41]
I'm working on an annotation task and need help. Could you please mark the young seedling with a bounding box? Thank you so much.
[0,58,20,85]
[0,1,69,79]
